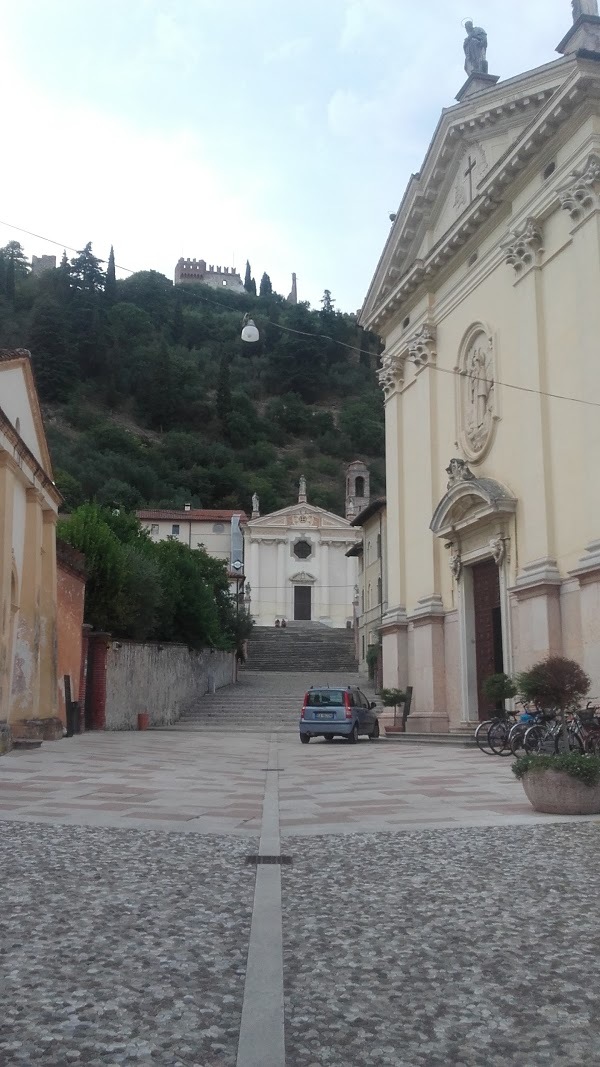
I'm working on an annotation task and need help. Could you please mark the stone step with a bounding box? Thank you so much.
[385,732,477,747]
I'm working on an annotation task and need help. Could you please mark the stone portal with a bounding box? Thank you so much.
[472,559,504,720]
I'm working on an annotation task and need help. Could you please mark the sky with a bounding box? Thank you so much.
[0,0,572,312]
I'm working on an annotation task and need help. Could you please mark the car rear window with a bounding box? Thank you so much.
[306,690,345,707]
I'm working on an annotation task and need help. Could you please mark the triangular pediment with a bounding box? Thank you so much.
[0,353,53,475]
[248,502,354,531]
[361,55,575,330]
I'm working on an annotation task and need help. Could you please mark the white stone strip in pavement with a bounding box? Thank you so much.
[236,735,286,1067]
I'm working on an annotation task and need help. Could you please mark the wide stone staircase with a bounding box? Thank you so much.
[243,623,358,673]
[174,670,368,732]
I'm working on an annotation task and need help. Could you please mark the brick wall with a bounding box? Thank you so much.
[56,542,86,724]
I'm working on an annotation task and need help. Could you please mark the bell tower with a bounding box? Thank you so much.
[345,460,370,520]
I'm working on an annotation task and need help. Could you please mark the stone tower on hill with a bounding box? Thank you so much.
[287,272,298,304]
[174,258,245,293]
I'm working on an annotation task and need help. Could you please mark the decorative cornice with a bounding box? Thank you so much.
[559,153,600,221]
[502,217,545,274]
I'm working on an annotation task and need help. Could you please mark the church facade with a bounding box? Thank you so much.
[245,476,361,628]
[361,7,600,732]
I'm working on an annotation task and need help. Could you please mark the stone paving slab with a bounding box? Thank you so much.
[1,823,257,1066]
[282,823,600,1067]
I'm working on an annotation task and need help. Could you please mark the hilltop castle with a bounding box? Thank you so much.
[174,258,245,293]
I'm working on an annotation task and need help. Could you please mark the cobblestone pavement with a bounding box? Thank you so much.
[3,686,600,1065]
[282,824,600,1067]
[1,824,256,1066]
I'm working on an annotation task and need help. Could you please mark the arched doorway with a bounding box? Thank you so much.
[431,461,517,723]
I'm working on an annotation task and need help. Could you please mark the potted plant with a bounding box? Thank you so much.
[513,752,600,815]
[512,656,597,814]
[380,688,406,734]
[517,655,590,753]
[482,673,517,717]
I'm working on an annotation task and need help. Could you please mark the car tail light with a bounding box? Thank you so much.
[344,693,352,719]
[301,694,309,719]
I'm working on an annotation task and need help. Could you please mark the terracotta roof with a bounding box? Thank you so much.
[0,348,32,363]
[351,498,387,527]
[137,509,248,523]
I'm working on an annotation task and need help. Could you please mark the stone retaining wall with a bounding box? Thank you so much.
[104,642,235,730]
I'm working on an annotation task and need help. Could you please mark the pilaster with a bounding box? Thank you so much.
[510,558,563,668]
[10,488,44,723]
[39,508,58,720]
[0,457,15,722]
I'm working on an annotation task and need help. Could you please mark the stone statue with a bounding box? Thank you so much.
[573,0,599,19]
[252,492,260,515]
[463,21,489,76]
[299,475,307,502]
[466,339,494,451]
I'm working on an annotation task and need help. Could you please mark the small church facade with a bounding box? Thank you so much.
[361,7,600,732]
[245,473,362,628]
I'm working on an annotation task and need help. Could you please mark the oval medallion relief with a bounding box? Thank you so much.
[457,325,497,462]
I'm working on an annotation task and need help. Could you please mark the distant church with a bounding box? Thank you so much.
[244,464,366,627]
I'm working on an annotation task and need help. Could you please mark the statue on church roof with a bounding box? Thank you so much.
[463,20,489,76]
[252,492,260,518]
[298,475,307,503]
[572,0,598,18]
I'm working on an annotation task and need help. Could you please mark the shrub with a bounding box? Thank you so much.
[512,752,600,787]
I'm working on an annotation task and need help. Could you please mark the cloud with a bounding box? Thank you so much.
[265,36,311,64]
[339,0,404,52]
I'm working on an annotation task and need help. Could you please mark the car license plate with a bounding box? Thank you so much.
[316,712,331,719]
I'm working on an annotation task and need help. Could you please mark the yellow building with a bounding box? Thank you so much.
[347,499,387,678]
[0,349,61,745]
[360,9,600,732]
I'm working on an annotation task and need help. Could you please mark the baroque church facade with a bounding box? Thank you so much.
[245,469,363,628]
[361,6,600,732]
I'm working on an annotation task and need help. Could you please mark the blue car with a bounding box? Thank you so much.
[300,686,379,744]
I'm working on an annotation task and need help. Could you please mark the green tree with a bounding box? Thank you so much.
[70,242,105,294]
[28,299,75,401]
[259,272,273,297]
[244,260,253,293]
[217,354,232,424]
[105,245,117,305]
[321,289,336,316]
[0,241,29,280]
[57,503,125,631]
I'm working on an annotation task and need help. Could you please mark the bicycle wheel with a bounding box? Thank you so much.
[523,723,548,754]
[509,722,528,756]
[488,719,512,756]
[553,727,584,754]
[475,719,495,755]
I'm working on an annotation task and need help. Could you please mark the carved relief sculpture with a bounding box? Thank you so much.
[446,457,476,489]
[490,536,506,566]
[450,551,463,581]
[559,155,600,221]
[458,328,496,461]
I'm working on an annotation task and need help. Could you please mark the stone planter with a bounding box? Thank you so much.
[521,769,600,815]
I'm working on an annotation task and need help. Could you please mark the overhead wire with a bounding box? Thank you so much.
[2,216,600,411]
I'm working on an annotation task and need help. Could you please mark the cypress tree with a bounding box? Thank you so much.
[28,300,76,401]
[259,272,272,298]
[5,254,15,303]
[105,245,117,304]
[244,260,252,293]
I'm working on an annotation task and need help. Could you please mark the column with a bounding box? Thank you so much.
[0,456,15,723]
[10,489,43,725]
[249,538,260,621]
[320,543,330,622]
[38,508,59,729]
[276,540,286,620]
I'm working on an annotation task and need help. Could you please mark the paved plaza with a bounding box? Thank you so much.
[2,673,600,1065]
